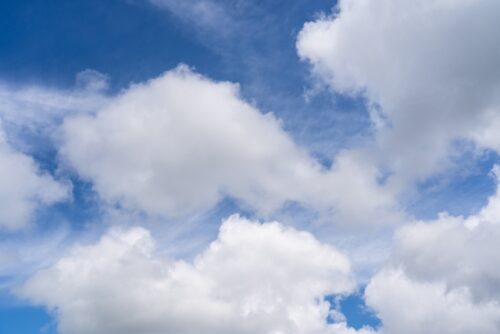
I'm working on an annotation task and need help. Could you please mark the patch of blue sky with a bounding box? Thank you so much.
[325,289,381,331]
[0,0,216,89]
[408,148,500,220]
[0,291,55,334]
[36,178,101,232]
[0,0,369,158]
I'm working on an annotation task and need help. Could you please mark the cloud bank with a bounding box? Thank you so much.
[18,215,374,334]
[297,1,500,332]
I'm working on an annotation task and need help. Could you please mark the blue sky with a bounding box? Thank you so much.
[0,0,371,155]
[1,0,500,333]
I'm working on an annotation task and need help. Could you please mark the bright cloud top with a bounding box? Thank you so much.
[297,0,500,186]
[59,66,399,226]
[18,215,374,334]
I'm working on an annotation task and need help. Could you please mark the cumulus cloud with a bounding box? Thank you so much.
[17,215,377,334]
[0,128,69,230]
[366,269,500,334]
[59,66,400,226]
[297,4,500,329]
[361,166,500,332]
[297,0,500,186]
[391,166,500,300]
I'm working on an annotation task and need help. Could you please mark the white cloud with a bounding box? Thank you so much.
[18,215,376,334]
[0,127,69,230]
[0,75,108,133]
[318,150,401,226]
[59,66,400,226]
[391,166,500,302]
[470,109,500,153]
[297,0,500,186]
[59,65,320,216]
[0,70,110,230]
[298,5,500,329]
[366,269,500,334]
[362,166,500,332]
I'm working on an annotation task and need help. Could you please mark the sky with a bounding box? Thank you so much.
[1,0,500,333]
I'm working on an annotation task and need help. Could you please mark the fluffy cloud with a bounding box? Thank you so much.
[391,166,500,301]
[0,128,69,229]
[366,269,500,334]
[361,166,500,333]
[297,0,500,185]
[58,65,320,216]
[59,66,399,226]
[18,215,376,334]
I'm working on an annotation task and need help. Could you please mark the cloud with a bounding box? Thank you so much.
[59,65,400,226]
[297,4,500,329]
[366,269,500,334]
[149,0,235,33]
[147,0,262,42]
[0,70,111,230]
[0,225,71,283]
[362,166,500,332]
[0,127,69,230]
[75,69,110,92]
[17,215,377,334]
[59,65,320,216]
[0,75,108,142]
[297,0,500,186]
[391,166,500,301]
